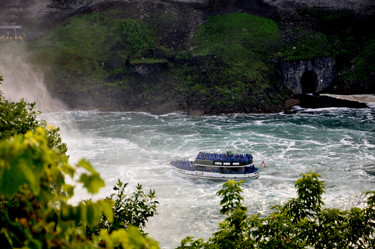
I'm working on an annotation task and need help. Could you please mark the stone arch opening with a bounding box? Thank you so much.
[301,70,317,94]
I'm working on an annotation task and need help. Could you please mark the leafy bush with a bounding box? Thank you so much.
[121,19,147,51]
[0,128,159,248]
[178,171,375,248]
[0,76,159,248]
[0,78,67,155]
[100,180,158,234]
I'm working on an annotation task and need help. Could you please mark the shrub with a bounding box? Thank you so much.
[121,19,146,51]
[178,171,375,248]
[0,76,159,248]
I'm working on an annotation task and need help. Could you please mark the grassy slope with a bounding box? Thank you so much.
[13,7,374,111]
[24,10,290,110]
[169,12,288,107]
[28,10,156,91]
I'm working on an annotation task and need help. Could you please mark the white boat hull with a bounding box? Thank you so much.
[171,166,260,180]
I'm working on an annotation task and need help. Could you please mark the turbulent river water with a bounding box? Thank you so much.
[41,105,375,248]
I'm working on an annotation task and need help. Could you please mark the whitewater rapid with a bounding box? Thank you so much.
[41,106,375,248]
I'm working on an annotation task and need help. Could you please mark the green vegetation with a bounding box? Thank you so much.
[344,35,375,80]
[173,13,284,107]
[280,31,332,60]
[121,19,155,51]
[3,7,372,112]
[23,10,290,111]
[82,179,158,239]
[130,58,168,64]
[280,9,375,83]
[0,128,159,249]
[176,50,193,60]
[191,12,280,86]
[0,76,159,248]
[28,11,156,91]
[178,171,375,248]
[0,77,67,155]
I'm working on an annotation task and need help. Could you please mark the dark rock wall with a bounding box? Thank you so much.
[130,62,169,76]
[262,0,375,15]
[281,57,335,94]
[0,0,374,26]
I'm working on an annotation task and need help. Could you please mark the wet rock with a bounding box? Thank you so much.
[285,98,301,108]
[189,110,204,116]
[130,60,168,76]
[108,57,125,68]
[284,108,292,114]
[150,102,179,115]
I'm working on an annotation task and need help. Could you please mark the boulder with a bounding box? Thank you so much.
[130,60,168,76]
[150,102,179,115]
[285,98,301,108]
[189,110,204,116]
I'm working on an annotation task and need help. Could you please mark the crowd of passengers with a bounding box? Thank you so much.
[196,152,253,164]
[170,160,258,174]
[170,160,195,170]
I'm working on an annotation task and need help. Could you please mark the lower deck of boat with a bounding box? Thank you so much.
[171,165,260,180]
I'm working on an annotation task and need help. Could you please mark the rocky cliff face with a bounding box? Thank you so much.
[0,0,207,25]
[281,58,335,95]
[130,61,169,76]
[263,0,375,15]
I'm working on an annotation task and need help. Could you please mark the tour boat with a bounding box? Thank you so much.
[170,151,260,180]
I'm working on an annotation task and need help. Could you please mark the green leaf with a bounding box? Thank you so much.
[78,172,105,194]
[101,200,114,223]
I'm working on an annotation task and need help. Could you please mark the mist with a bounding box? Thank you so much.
[0,43,95,203]
[0,43,65,113]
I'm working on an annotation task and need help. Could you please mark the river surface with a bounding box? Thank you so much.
[41,106,375,248]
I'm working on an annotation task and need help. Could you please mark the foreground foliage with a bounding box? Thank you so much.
[178,172,375,248]
[0,127,159,248]
[84,179,159,238]
[0,78,67,155]
[0,76,159,248]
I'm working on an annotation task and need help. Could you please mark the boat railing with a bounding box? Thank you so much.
[171,160,259,174]
[194,160,253,166]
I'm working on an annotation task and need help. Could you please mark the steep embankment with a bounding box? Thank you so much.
[22,1,290,114]
[0,0,374,114]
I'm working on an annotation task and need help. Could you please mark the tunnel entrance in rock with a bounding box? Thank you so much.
[301,70,317,94]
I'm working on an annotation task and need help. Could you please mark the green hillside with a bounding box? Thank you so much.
[1,5,373,113]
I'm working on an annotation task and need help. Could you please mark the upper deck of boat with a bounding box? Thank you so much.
[194,152,253,167]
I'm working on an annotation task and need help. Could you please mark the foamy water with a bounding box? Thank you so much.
[41,107,375,248]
